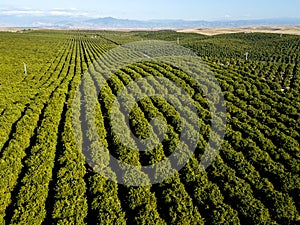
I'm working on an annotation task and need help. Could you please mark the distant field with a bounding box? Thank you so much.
[0,28,23,32]
[2,26,300,36]
[177,26,300,36]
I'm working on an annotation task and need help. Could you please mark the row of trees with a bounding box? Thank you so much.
[0,34,75,225]
[1,37,78,224]
[184,33,300,64]
[2,30,298,224]
[87,40,167,224]
[86,39,210,223]
[127,62,277,224]
[41,38,89,225]
[62,33,299,224]
[0,35,71,153]
[118,60,274,223]
[112,67,205,224]
[120,58,299,224]
[9,38,83,225]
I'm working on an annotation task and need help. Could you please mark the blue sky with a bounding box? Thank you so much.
[0,0,299,20]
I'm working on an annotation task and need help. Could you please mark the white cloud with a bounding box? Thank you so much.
[52,8,65,10]
[0,8,94,17]
[31,22,56,26]
[1,10,45,16]
[48,10,89,17]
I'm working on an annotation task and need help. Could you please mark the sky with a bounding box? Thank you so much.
[0,0,299,21]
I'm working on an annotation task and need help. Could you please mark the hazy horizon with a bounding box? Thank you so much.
[0,0,299,21]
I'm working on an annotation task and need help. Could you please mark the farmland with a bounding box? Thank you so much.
[0,30,299,225]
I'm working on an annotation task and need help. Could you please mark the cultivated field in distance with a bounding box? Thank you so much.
[177,26,300,36]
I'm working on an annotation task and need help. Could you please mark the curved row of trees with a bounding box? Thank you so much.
[0,30,299,224]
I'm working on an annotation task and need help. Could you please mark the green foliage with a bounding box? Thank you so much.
[0,30,299,225]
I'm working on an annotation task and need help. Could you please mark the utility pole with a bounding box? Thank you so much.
[23,63,27,74]
[245,52,249,61]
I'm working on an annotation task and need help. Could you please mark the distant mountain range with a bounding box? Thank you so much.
[1,15,300,29]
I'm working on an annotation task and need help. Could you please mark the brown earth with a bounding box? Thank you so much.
[176,26,300,36]
[1,26,300,36]
[0,28,39,32]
